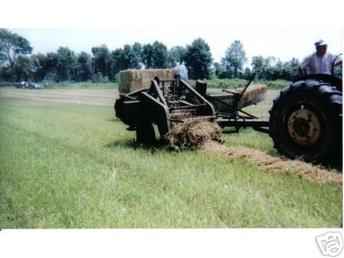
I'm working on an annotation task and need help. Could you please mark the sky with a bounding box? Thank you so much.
[12,25,343,64]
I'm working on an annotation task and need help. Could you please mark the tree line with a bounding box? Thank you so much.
[0,29,301,83]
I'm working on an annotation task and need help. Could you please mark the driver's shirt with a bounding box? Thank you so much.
[175,64,189,80]
[301,53,336,75]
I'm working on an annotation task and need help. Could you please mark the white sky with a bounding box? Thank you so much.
[2,0,344,64]
[12,26,343,64]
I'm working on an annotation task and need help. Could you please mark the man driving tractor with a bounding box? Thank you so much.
[300,40,342,75]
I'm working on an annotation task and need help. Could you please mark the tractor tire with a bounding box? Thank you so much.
[269,81,342,163]
[136,119,156,145]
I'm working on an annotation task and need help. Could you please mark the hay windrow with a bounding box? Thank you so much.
[165,118,341,186]
[202,141,342,186]
[167,120,223,150]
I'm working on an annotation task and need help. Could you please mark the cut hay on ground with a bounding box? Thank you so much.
[119,69,176,94]
[202,141,342,186]
[167,120,223,149]
[166,119,341,186]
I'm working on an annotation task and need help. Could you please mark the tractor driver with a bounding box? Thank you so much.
[175,62,189,80]
[300,40,342,76]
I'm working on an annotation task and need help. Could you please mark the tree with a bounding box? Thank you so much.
[111,48,125,76]
[251,56,264,75]
[151,41,168,68]
[122,44,141,69]
[142,44,153,68]
[213,62,225,78]
[30,53,48,81]
[76,52,92,81]
[110,44,142,78]
[91,45,111,78]
[242,67,252,79]
[56,47,77,81]
[251,56,274,79]
[221,40,247,78]
[0,51,6,65]
[0,29,32,68]
[251,56,299,80]
[13,55,33,81]
[132,42,143,67]
[142,41,168,68]
[184,38,213,79]
[0,66,14,81]
[283,58,300,79]
[168,46,186,67]
[44,52,59,81]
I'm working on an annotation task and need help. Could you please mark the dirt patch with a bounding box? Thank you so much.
[167,120,223,149]
[202,141,342,186]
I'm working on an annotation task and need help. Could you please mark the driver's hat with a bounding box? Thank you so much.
[315,40,327,47]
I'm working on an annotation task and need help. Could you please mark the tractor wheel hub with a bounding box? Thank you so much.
[287,106,321,146]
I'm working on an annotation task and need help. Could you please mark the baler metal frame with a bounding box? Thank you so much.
[197,76,270,133]
[115,75,270,143]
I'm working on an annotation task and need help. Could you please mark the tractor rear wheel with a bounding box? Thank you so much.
[269,82,342,163]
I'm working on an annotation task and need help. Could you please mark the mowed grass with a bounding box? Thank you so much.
[0,96,342,228]
[43,82,118,89]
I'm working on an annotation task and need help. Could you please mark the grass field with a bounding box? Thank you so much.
[42,81,118,89]
[0,78,288,90]
[0,87,342,228]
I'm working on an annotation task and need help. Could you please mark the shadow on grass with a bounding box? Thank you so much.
[105,138,199,157]
[104,138,169,154]
[105,117,118,122]
[319,159,342,173]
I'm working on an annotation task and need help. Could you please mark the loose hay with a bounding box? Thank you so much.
[211,84,267,113]
[238,84,267,108]
[202,141,342,186]
[167,120,223,149]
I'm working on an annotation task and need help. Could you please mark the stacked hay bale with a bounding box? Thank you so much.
[119,69,176,94]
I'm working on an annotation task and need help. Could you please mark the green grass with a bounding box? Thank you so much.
[2,79,286,90]
[42,81,118,89]
[1,81,118,89]
[207,78,289,89]
[0,96,342,228]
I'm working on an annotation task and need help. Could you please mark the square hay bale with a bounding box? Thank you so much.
[119,69,176,94]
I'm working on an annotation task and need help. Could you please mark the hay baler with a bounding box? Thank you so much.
[115,78,217,144]
[115,70,267,144]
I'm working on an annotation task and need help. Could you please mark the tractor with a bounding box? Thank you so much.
[115,58,342,164]
[269,57,342,163]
